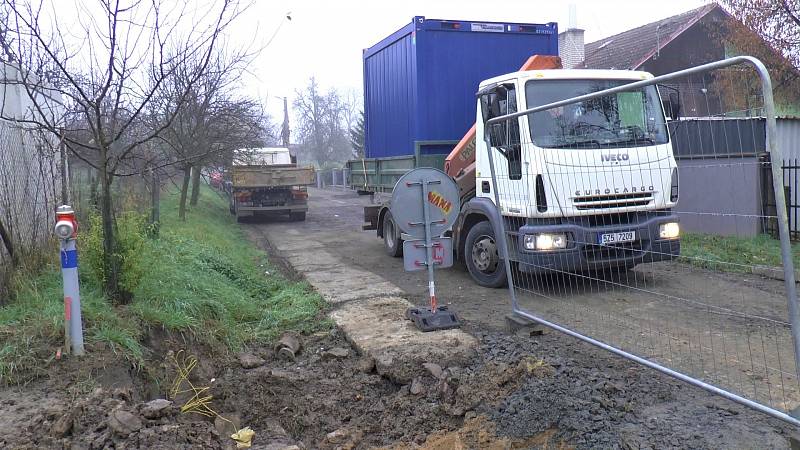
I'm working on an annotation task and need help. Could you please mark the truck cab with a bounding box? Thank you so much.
[461,69,681,286]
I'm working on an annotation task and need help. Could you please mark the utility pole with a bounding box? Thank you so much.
[281,96,290,148]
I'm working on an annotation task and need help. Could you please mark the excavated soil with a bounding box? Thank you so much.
[2,324,797,449]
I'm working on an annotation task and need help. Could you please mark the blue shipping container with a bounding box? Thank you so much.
[363,16,558,159]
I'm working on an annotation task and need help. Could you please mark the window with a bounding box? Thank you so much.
[525,79,669,149]
[480,83,522,180]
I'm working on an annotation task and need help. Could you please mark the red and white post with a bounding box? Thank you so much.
[55,205,85,356]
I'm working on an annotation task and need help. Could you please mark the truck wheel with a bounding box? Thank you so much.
[290,212,306,221]
[465,221,507,288]
[383,211,403,257]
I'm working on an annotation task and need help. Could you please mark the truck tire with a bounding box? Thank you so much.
[382,211,403,257]
[464,221,507,288]
[290,212,306,221]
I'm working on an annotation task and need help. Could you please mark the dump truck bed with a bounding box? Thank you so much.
[231,165,315,188]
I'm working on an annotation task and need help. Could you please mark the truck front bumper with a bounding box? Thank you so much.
[514,214,680,274]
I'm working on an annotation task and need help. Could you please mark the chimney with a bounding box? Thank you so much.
[558,28,585,69]
[558,4,584,69]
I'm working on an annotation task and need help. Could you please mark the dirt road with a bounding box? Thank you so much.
[243,186,800,448]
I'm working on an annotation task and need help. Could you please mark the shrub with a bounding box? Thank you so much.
[81,211,148,294]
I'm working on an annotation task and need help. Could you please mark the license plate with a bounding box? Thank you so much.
[599,231,636,245]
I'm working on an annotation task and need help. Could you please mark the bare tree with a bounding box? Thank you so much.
[708,4,800,114]
[349,111,365,158]
[720,0,800,68]
[0,0,246,302]
[155,48,265,219]
[293,77,354,167]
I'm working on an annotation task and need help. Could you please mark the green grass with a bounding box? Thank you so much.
[0,185,327,384]
[679,232,800,272]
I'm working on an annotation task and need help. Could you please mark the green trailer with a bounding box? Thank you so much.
[346,141,454,193]
[345,141,456,236]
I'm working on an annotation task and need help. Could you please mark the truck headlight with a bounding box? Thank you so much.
[659,222,680,239]
[524,233,568,250]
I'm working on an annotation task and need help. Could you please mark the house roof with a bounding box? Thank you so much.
[583,3,720,70]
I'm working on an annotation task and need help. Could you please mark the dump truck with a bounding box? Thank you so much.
[227,147,314,222]
[348,17,681,288]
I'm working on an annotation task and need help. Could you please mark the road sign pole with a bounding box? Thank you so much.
[421,180,438,311]
[392,168,461,332]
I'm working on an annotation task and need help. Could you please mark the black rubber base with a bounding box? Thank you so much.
[405,305,462,332]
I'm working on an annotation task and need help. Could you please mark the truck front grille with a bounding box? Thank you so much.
[572,192,653,211]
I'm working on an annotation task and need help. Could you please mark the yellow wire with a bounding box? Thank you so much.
[170,350,232,424]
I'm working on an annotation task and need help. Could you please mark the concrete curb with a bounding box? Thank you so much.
[253,228,478,383]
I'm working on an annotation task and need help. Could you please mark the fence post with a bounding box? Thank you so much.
[482,134,520,311]
[754,57,800,385]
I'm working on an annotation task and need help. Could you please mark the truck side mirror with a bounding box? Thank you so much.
[668,92,681,120]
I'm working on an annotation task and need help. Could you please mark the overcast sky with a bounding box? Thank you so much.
[233,0,710,119]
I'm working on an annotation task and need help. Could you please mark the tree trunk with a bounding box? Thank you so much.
[0,216,16,265]
[89,169,99,209]
[99,163,122,302]
[189,165,202,206]
[178,165,192,221]
[150,169,160,236]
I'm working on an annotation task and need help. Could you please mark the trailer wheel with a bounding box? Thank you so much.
[465,221,507,288]
[382,211,403,257]
[290,212,306,221]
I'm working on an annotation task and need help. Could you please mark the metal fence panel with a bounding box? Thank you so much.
[481,57,800,425]
[0,122,61,291]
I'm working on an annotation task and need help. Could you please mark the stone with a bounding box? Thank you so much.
[324,427,362,447]
[108,409,143,436]
[422,362,443,379]
[409,377,424,395]
[322,347,350,360]
[326,428,350,445]
[269,369,307,382]
[238,352,266,369]
[51,412,74,438]
[141,399,173,419]
[357,357,375,373]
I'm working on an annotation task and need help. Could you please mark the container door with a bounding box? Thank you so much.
[482,83,529,216]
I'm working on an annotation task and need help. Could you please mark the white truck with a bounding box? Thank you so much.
[460,68,681,286]
[365,66,681,288]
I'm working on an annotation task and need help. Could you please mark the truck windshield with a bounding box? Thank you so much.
[525,79,668,149]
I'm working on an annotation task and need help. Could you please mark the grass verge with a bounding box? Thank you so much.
[0,185,327,384]
[679,232,800,273]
